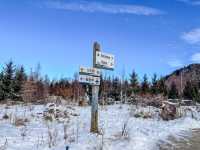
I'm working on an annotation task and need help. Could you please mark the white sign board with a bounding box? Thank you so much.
[95,51,114,70]
[79,74,100,85]
[79,67,101,77]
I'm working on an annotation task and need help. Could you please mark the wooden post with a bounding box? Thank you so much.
[91,85,99,133]
[90,42,100,133]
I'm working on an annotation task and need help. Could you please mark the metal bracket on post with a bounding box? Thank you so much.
[90,42,100,133]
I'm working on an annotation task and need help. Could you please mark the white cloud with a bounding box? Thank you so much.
[42,1,164,16]
[191,52,200,63]
[182,28,200,44]
[167,60,183,68]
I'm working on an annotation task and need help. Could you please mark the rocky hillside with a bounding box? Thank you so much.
[165,64,200,92]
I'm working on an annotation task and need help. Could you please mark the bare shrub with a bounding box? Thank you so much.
[70,112,79,117]
[121,119,129,138]
[4,106,10,109]
[94,144,103,150]
[113,119,130,141]
[52,128,58,146]
[44,115,53,122]
[47,127,58,148]
[63,122,69,142]
[20,126,28,140]
[14,117,28,126]
[98,128,105,150]
[28,104,35,112]
[76,118,79,143]
[47,128,53,148]
[24,118,29,123]
[68,129,75,143]
[129,105,136,117]
[0,139,8,150]
[36,134,45,149]
[78,100,87,106]
[63,110,69,118]
[9,113,13,124]
[48,109,54,114]
[133,111,152,119]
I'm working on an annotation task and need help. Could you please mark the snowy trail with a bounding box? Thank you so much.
[0,104,200,150]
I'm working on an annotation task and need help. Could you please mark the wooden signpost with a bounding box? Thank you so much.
[79,42,114,133]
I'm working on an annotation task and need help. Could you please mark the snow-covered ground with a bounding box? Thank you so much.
[0,103,200,150]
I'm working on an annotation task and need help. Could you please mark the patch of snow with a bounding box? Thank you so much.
[0,104,199,150]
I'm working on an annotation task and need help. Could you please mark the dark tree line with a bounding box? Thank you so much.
[127,70,168,96]
[0,61,199,102]
[99,70,200,102]
[0,61,85,102]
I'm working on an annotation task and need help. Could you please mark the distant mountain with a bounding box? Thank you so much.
[164,64,200,93]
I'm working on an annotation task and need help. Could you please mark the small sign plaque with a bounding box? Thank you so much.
[79,74,100,85]
[95,51,114,70]
[79,67,101,77]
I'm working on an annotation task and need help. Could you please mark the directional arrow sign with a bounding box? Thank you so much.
[95,51,114,70]
[79,67,101,77]
[79,74,100,86]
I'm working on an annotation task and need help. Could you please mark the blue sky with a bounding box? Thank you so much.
[0,0,200,80]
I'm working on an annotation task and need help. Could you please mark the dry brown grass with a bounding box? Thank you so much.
[14,117,29,126]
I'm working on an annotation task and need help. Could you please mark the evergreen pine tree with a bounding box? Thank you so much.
[107,76,112,98]
[141,74,149,94]
[112,77,120,101]
[192,85,200,102]
[168,82,179,99]
[0,72,4,100]
[158,77,168,96]
[183,81,200,102]
[151,73,159,95]
[130,70,139,94]
[183,81,193,100]
[13,66,27,100]
[2,61,16,99]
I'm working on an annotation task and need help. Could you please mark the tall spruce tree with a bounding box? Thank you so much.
[151,73,159,95]
[192,85,200,102]
[0,71,4,100]
[112,77,120,101]
[183,81,193,100]
[141,74,149,94]
[183,81,200,102]
[158,77,168,96]
[2,61,16,100]
[168,82,179,99]
[13,66,27,99]
[130,70,139,94]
